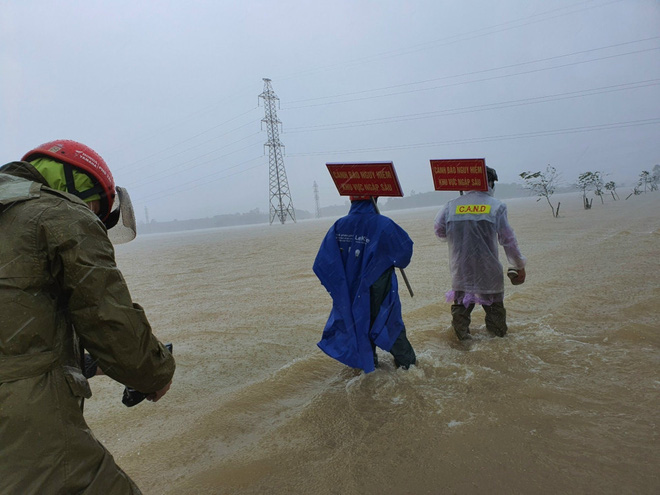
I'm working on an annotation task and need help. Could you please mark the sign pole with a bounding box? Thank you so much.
[399,264,415,298]
[371,197,414,298]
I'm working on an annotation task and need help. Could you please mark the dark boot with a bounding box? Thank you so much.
[484,302,507,337]
[451,303,474,341]
[390,328,416,369]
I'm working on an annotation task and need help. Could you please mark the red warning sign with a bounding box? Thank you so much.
[430,158,488,192]
[326,162,404,197]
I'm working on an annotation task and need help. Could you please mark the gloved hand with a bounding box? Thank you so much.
[507,267,526,285]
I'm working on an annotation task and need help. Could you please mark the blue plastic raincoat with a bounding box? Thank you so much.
[313,200,413,373]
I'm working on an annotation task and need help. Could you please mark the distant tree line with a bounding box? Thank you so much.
[138,207,315,234]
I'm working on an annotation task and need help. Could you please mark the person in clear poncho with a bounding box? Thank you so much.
[434,167,526,340]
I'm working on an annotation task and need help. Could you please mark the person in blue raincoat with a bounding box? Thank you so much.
[313,196,417,373]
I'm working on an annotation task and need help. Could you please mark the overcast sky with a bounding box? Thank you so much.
[2,0,659,222]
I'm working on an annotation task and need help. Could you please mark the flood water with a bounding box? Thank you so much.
[85,191,660,494]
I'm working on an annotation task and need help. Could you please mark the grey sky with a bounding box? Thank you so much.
[2,0,659,221]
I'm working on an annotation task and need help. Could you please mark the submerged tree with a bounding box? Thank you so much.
[626,182,643,200]
[639,171,650,193]
[605,181,619,200]
[638,169,659,193]
[520,165,560,218]
[592,171,605,204]
[577,172,592,209]
[652,165,660,191]
[576,171,605,208]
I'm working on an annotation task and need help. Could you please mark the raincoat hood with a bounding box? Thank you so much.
[0,161,90,209]
[1,160,50,185]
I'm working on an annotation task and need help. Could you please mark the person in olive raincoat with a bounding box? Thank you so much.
[0,140,175,494]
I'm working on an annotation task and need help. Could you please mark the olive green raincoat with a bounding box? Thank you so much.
[0,162,175,494]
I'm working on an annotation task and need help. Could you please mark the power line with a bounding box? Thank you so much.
[285,46,660,110]
[133,117,659,207]
[116,0,649,210]
[115,108,261,172]
[278,0,626,81]
[287,118,660,157]
[115,1,640,196]
[285,79,660,133]
[119,87,257,149]
[134,156,265,204]
[126,43,658,181]
[119,1,630,165]
[132,80,659,202]
[286,36,659,106]
[128,134,264,190]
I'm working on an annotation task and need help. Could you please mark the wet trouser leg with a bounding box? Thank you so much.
[370,267,416,368]
[483,302,507,337]
[451,303,474,340]
[389,328,416,368]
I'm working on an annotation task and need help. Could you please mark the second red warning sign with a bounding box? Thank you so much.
[430,158,488,192]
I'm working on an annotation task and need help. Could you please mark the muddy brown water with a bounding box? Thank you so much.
[85,191,660,494]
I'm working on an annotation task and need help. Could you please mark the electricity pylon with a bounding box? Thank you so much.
[259,78,296,225]
[313,181,321,218]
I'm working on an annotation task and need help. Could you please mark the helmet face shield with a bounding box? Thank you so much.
[106,186,137,244]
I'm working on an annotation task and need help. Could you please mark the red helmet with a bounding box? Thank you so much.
[22,140,116,221]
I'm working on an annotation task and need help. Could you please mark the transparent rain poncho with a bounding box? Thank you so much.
[434,189,526,307]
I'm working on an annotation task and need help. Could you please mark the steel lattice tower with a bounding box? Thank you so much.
[259,78,296,225]
[313,181,321,218]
